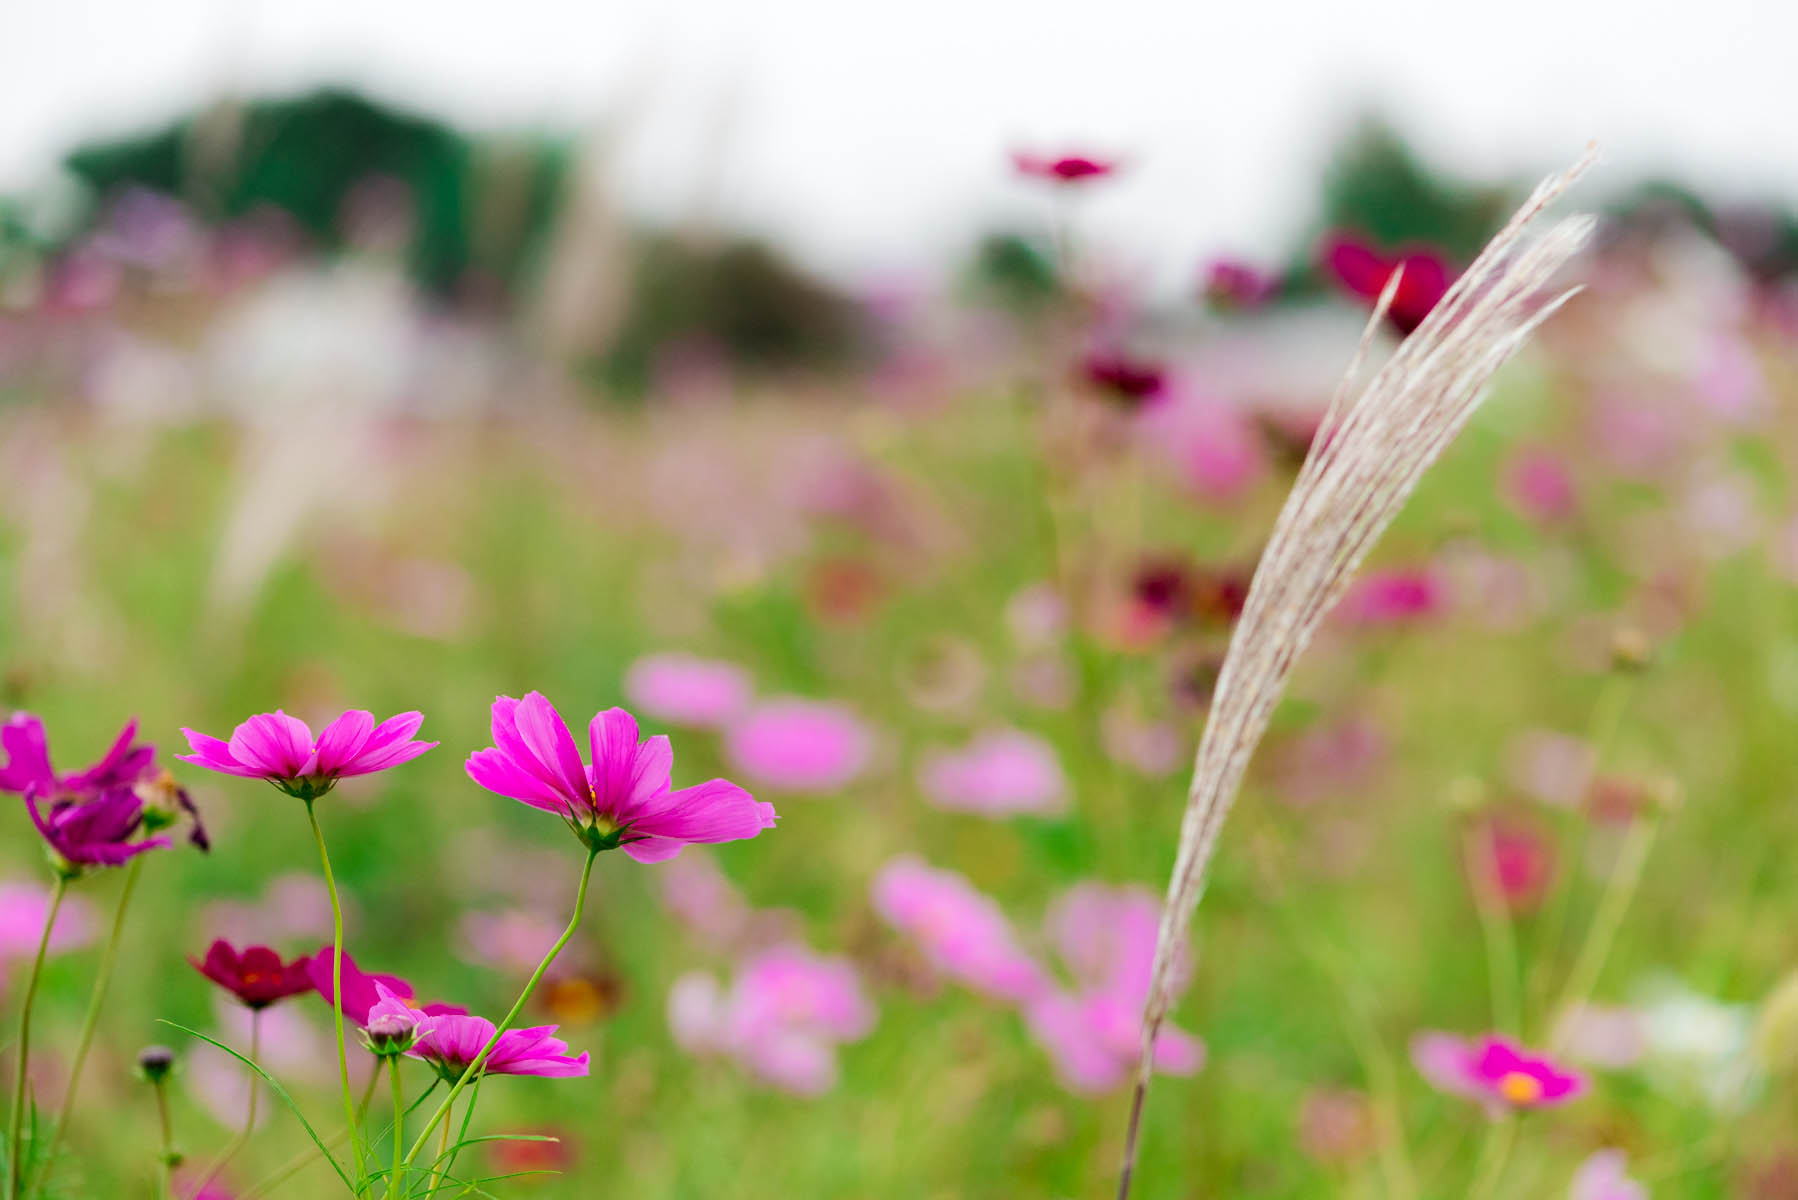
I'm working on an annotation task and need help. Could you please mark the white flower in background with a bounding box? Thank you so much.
[1633,974,1758,1111]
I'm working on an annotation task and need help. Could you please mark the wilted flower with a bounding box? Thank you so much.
[192,940,314,1009]
[1569,1149,1647,1200]
[623,654,753,728]
[724,699,871,794]
[467,694,774,861]
[0,714,156,799]
[1320,233,1454,334]
[1411,1032,1586,1111]
[25,785,170,873]
[407,1011,589,1081]
[1012,152,1117,184]
[918,729,1067,817]
[871,857,1047,1003]
[179,710,436,800]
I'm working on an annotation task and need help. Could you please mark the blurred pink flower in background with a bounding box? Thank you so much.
[1507,729,1597,809]
[624,653,753,728]
[1590,389,1685,478]
[725,699,871,793]
[1296,1088,1376,1165]
[1271,715,1386,806]
[667,943,874,1095]
[1555,1004,1646,1069]
[1336,567,1446,625]
[1011,151,1117,184]
[201,873,335,947]
[458,909,564,974]
[1469,814,1556,913]
[1201,258,1279,311]
[1027,883,1203,1092]
[871,857,1046,1003]
[1412,1032,1585,1112]
[1138,391,1269,504]
[1080,349,1166,407]
[1100,707,1183,778]
[918,729,1067,817]
[1503,447,1579,525]
[1005,583,1068,649]
[1690,331,1765,425]
[0,882,94,958]
[1570,1149,1647,1200]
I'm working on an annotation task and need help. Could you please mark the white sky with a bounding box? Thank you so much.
[4,0,1796,288]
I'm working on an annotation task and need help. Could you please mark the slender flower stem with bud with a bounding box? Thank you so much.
[6,872,67,1200]
[402,847,599,1172]
[35,855,146,1189]
[304,799,365,1197]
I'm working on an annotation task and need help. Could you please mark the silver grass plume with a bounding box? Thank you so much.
[1115,148,1599,1198]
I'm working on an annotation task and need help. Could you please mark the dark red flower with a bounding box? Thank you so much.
[1080,351,1166,406]
[1320,233,1454,335]
[1012,152,1118,184]
[192,940,315,1009]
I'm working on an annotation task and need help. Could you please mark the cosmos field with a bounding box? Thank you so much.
[1,114,1798,1199]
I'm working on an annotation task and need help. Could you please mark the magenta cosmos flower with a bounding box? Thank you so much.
[1320,233,1454,335]
[305,948,465,1027]
[25,785,170,872]
[392,994,589,1082]
[724,699,870,794]
[467,693,775,861]
[178,709,436,800]
[1012,151,1118,184]
[0,713,155,799]
[1412,1032,1586,1111]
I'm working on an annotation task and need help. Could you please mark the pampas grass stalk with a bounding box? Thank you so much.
[1115,148,1600,1199]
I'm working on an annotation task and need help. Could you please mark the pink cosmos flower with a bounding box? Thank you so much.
[668,943,875,1095]
[1320,233,1454,334]
[0,713,155,799]
[1012,151,1118,184]
[723,699,871,794]
[1411,1032,1586,1112]
[1570,1149,1646,1200]
[1336,568,1446,625]
[918,729,1067,817]
[1503,447,1579,525]
[1026,883,1204,1092]
[467,694,774,861]
[179,710,436,800]
[457,909,564,974]
[405,1008,589,1081]
[623,654,753,728]
[871,857,1047,1003]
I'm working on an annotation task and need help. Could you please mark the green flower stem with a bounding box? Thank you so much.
[153,1077,178,1197]
[402,848,598,1171]
[423,1079,480,1200]
[1549,810,1662,1052]
[304,800,365,1197]
[1464,826,1521,1037]
[239,1062,384,1200]
[388,1057,405,1199]
[34,855,145,1188]
[7,871,68,1200]
[184,1009,261,1200]
[1465,1116,1517,1200]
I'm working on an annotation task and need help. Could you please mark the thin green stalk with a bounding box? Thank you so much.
[240,1060,384,1200]
[154,1078,178,1197]
[1465,826,1521,1037]
[402,849,597,1170]
[425,1101,454,1199]
[185,1009,261,1200]
[387,1058,404,1199]
[1465,1116,1517,1200]
[35,856,145,1187]
[1549,811,1662,1052]
[304,801,364,1197]
[423,1078,480,1200]
[7,872,68,1200]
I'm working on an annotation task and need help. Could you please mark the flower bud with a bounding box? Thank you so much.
[135,1044,177,1084]
[361,1010,422,1058]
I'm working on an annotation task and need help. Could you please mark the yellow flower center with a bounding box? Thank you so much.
[1497,1071,1542,1105]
